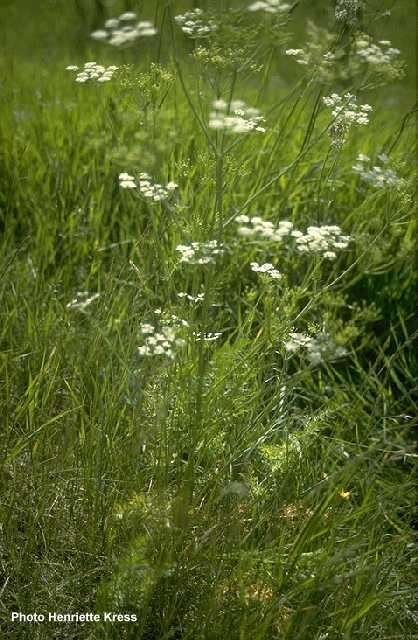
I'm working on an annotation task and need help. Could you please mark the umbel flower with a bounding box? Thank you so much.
[91,12,157,47]
[354,35,401,66]
[285,27,402,84]
[250,262,282,279]
[248,0,291,14]
[335,0,361,26]
[174,8,217,38]
[66,62,118,83]
[209,99,265,134]
[177,292,205,303]
[294,225,351,260]
[352,153,403,189]
[323,93,372,146]
[138,318,187,360]
[194,331,222,342]
[285,331,347,364]
[285,48,310,65]
[118,172,178,202]
[235,216,351,260]
[176,241,224,265]
[235,215,293,241]
[352,35,404,80]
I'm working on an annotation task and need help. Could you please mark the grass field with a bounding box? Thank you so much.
[0,1,417,638]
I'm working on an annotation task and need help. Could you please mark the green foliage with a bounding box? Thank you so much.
[0,1,416,639]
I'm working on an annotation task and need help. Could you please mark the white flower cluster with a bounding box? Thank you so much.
[294,225,351,260]
[285,32,401,83]
[209,99,265,134]
[119,172,178,202]
[235,216,350,260]
[236,215,294,241]
[352,153,403,189]
[285,48,337,69]
[66,62,118,83]
[250,262,282,279]
[285,332,347,365]
[194,332,222,342]
[285,49,309,65]
[174,8,217,38]
[323,93,372,146]
[176,241,224,265]
[335,0,360,26]
[66,291,100,310]
[138,320,187,360]
[118,172,137,189]
[177,292,205,303]
[248,0,291,13]
[283,21,345,83]
[354,35,401,66]
[91,12,157,47]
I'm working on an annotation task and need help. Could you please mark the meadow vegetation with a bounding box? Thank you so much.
[0,1,417,638]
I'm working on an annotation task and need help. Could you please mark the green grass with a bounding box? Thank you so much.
[0,1,417,639]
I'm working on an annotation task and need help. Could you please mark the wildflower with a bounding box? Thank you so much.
[105,18,119,29]
[194,332,222,341]
[209,99,265,134]
[335,0,360,26]
[213,98,227,110]
[250,262,282,280]
[285,331,347,364]
[176,240,224,265]
[355,34,401,66]
[308,335,346,365]
[236,215,293,241]
[338,489,351,500]
[66,291,100,311]
[138,320,186,360]
[169,314,189,328]
[352,153,403,188]
[284,22,346,83]
[294,225,351,258]
[177,292,205,303]
[118,172,178,201]
[285,48,310,65]
[285,49,304,56]
[237,216,274,239]
[140,323,155,334]
[118,172,136,189]
[119,12,137,21]
[276,220,294,236]
[91,29,108,41]
[285,45,337,70]
[248,0,291,14]
[174,8,217,38]
[323,93,372,146]
[236,216,350,259]
[66,62,118,83]
[284,332,312,352]
[91,13,157,47]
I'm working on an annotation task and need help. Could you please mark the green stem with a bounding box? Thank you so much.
[215,146,224,239]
